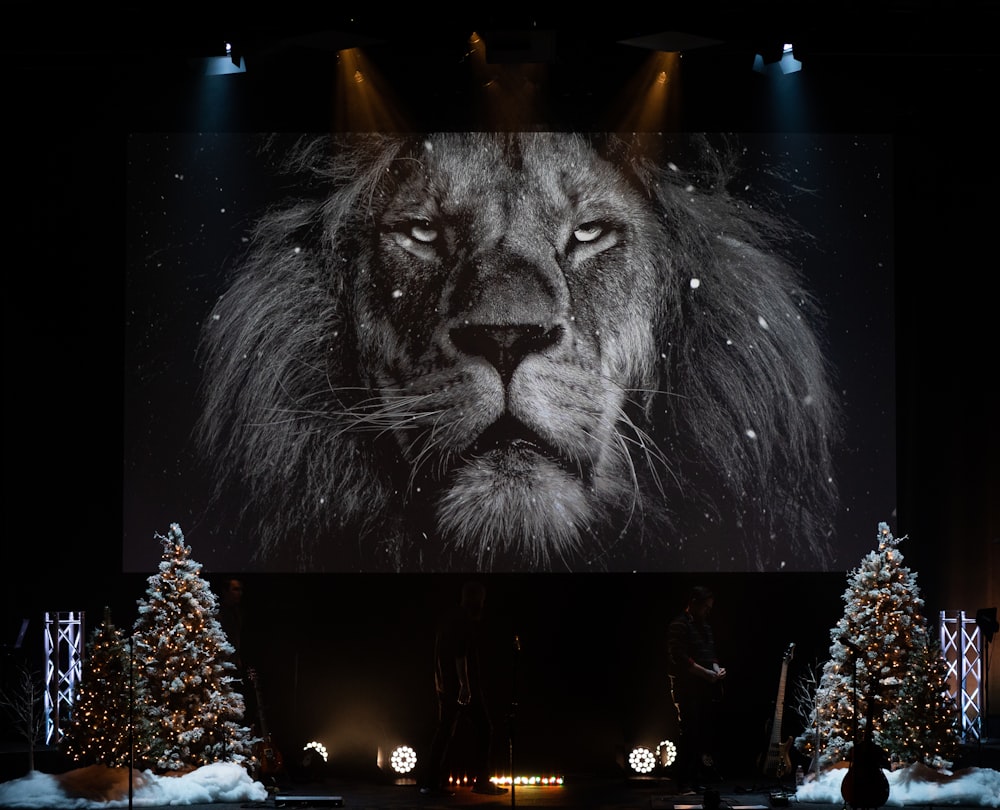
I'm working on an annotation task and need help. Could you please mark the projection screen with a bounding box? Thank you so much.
[124,131,895,573]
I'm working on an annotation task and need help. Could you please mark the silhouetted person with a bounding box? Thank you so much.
[667,585,726,792]
[418,581,507,797]
[217,577,258,723]
[218,577,245,670]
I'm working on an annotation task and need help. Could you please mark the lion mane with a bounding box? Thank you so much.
[196,132,840,572]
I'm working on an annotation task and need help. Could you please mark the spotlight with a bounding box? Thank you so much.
[976,608,998,643]
[389,745,417,775]
[753,42,801,75]
[656,739,677,767]
[628,746,657,774]
[300,741,328,778]
[303,740,328,762]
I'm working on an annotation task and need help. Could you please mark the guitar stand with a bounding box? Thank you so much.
[737,767,795,806]
[746,777,793,803]
[767,791,794,808]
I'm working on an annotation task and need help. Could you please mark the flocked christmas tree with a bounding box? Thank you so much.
[795,522,960,770]
[61,607,155,767]
[133,523,256,771]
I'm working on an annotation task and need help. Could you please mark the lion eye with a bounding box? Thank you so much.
[409,220,438,244]
[573,222,604,243]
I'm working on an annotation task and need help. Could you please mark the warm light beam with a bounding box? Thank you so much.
[607,51,682,132]
[333,47,410,132]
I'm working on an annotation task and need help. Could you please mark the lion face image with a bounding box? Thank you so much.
[196,132,840,572]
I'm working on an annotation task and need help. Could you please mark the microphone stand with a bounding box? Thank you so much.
[509,635,520,808]
[128,633,135,810]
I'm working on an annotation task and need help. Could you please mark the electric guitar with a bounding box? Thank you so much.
[247,667,285,779]
[758,642,795,779]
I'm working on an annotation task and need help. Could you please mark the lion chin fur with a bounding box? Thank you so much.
[196,132,841,573]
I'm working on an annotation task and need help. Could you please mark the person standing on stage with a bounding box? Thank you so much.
[418,580,508,797]
[667,585,727,791]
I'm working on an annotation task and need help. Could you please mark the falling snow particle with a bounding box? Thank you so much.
[392,289,403,299]
[745,429,758,440]
[757,315,769,330]
[690,278,700,289]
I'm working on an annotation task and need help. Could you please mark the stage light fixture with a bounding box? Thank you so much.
[628,746,657,774]
[304,740,328,762]
[200,40,245,76]
[976,608,998,643]
[300,741,328,780]
[753,43,802,75]
[389,745,417,775]
[656,739,677,767]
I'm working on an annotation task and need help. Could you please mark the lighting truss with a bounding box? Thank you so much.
[43,611,84,745]
[940,609,982,741]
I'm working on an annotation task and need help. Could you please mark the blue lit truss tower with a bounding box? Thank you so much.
[940,610,983,742]
[43,611,84,745]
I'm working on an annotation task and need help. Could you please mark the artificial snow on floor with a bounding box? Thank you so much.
[795,763,1000,806]
[0,761,268,807]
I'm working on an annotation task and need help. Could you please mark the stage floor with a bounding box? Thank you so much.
[2,743,997,810]
[246,767,1000,810]
[256,774,832,809]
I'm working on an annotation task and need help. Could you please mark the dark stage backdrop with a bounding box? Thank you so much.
[125,131,895,574]
[4,568,854,779]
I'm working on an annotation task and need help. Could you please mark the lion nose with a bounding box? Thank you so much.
[450,323,563,386]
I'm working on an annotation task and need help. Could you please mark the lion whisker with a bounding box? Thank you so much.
[623,385,690,401]
[403,411,457,499]
[616,410,674,487]
[599,427,646,554]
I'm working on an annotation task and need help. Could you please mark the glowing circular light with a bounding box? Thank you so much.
[303,740,328,762]
[628,746,656,774]
[656,739,677,767]
[390,745,417,774]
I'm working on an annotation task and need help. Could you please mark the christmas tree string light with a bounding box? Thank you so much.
[132,523,257,772]
[795,522,960,771]
[60,607,155,767]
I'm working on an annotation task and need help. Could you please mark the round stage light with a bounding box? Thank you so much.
[390,745,417,774]
[656,739,677,767]
[628,746,656,774]
[303,740,328,762]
